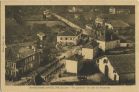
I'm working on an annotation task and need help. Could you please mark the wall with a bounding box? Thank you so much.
[65,60,78,73]
[6,51,41,79]
[93,46,98,58]
[120,43,134,48]
[81,46,98,60]
[105,23,114,30]
[95,18,103,25]
[96,40,106,51]
[96,56,119,81]
[57,36,78,45]
[105,40,120,50]
[82,48,94,59]
[97,40,120,51]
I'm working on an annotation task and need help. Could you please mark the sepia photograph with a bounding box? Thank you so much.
[5,5,135,86]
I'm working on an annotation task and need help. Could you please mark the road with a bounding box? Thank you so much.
[51,12,89,35]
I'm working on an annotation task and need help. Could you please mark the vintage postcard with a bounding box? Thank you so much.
[0,0,139,92]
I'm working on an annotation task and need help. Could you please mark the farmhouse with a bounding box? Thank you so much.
[96,30,120,52]
[82,40,99,60]
[64,54,83,74]
[57,28,81,45]
[96,54,135,82]
[5,45,41,80]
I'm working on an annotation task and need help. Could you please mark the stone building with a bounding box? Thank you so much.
[5,45,41,80]
[96,54,135,82]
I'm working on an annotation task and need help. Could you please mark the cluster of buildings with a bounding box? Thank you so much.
[67,6,132,14]
[109,7,131,14]
[5,8,135,84]
[5,44,41,81]
[96,54,135,82]
[55,15,135,83]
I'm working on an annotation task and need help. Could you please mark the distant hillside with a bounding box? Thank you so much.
[99,14,135,25]
[5,18,52,45]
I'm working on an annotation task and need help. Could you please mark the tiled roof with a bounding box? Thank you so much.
[5,46,19,61]
[5,45,38,62]
[18,47,35,58]
[83,40,99,48]
[108,20,130,28]
[57,27,80,36]
[107,54,135,74]
[67,54,83,61]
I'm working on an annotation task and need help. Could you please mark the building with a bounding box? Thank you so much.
[109,7,116,14]
[68,6,83,13]
[82,40,99,60]
[120,39,135,48]
[95,17,130,30]
[57,28,81,45]
[109,7,130,14]
[96,54,135,82]
[37,32,46,41]
[95,17,113,30]
[95,17,104,26]
[64,55,83,74]
[5,45,41,80]
[96,30,120,52]
[43,9,51,19]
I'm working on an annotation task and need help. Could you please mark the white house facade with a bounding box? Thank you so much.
[57,36,79,45]
[81,41,99,60]
[97,40,120,51]
[96,54,135,82]
[82,46,98,60]
[96,56,119,81]
[65,60,78,73]
[57,28,81,45]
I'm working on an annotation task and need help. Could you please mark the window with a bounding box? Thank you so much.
[113,70,116,73]
[11,71,13,76]
[96,60,99,64]
[29,57,31,62]
[33,56,35,60]
[60,37,62,40]
[103,59,108,64]
[65,37,68,40]
[30,56,33,61]
[70,38,72,40]
[13,63,16,69]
